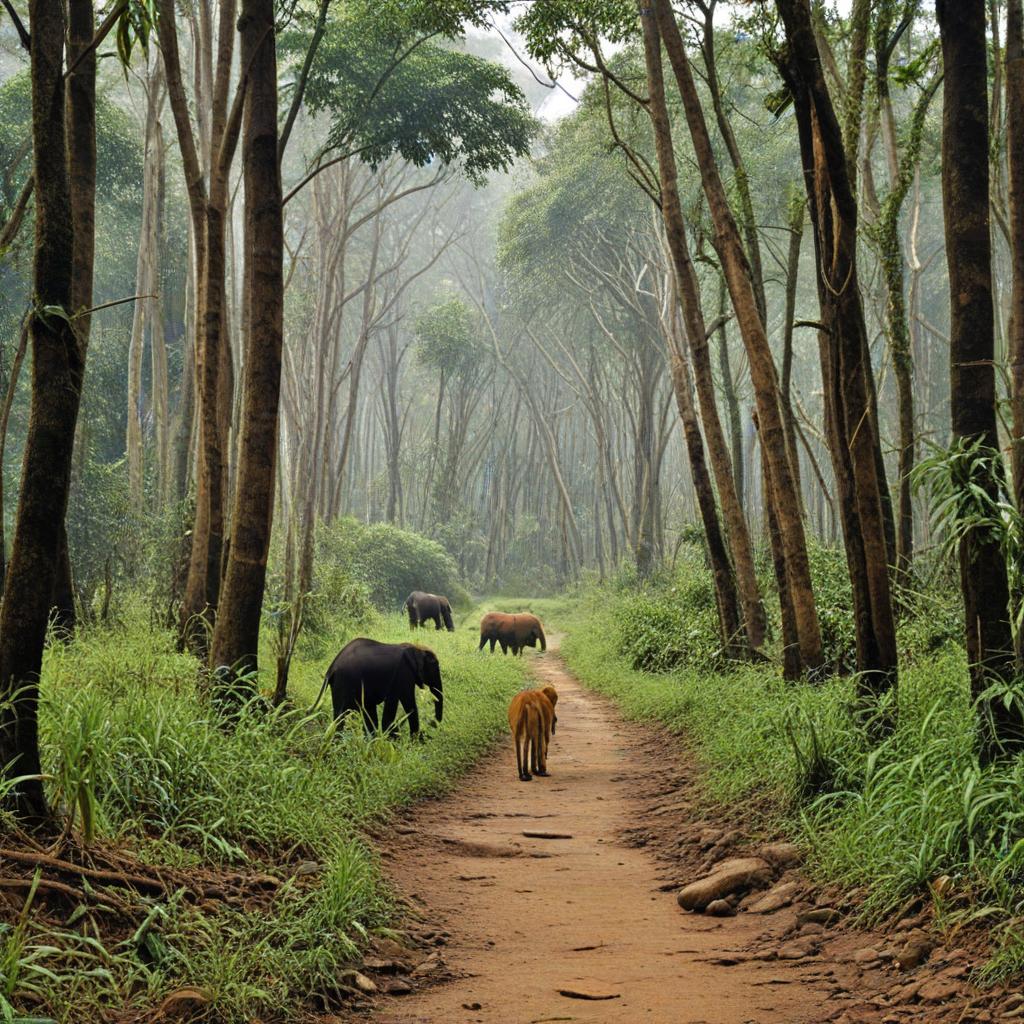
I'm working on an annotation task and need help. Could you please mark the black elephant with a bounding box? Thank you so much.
[405,590,455,631]
[312,638,443,738]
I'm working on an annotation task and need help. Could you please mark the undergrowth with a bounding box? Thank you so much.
[3,603,526,1023]
[559,555,1024,982]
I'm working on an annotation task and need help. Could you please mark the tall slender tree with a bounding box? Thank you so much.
[0,0,91,820]
[936,0,1023,759]
[774,0,898,705]
[637,1,764,652]
[211,0,284,688]
[653,0,823,673]
[1008,0,1024,511]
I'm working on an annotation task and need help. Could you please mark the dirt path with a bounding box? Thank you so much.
[369,648,835,1024]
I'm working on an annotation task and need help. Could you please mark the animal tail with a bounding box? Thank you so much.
[310,670,331,711]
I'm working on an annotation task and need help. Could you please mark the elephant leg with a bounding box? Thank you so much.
[332,687,356,732]
[489,638,497,652]
[381,697,399,736]
[479,634,487,651]
[433,614,442,630]
[401,693,420,738]
[499,639,508,655]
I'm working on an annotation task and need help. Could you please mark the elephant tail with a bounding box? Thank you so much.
[310,670,331,711]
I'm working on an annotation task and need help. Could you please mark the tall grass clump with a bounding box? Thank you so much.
[13,601,526,1023]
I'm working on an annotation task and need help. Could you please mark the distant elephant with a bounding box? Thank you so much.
[405,590,455,631]
[479,612,547,656]
[312,638,443,738]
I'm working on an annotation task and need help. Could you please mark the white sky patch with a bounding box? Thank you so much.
[465,9,586,122]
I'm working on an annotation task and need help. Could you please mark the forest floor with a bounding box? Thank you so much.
[345,638,1019,1024]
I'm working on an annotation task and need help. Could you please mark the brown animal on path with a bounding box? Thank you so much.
[479,612,546,656]
[507,686,558,782]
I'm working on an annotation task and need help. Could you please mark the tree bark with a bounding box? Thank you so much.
[653,0,818,665]
[637,4,765,648]
[775,0,898,706]
[0,0,88,822]
[157,0,240,654]
[715,278,745,511]
[49,0,98,637]
[1009,0,1024,511]
[211,0,284,690]
[872,9,940,580]
[128,64,164,515]
[0,319,29,594]
[780,194,804,499]
[936,0,1023,760]
[669,342,743,655]
[700,6,767,322]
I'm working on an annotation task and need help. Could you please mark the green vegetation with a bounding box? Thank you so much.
[556,551,1024,981]
[3,598,525,1023]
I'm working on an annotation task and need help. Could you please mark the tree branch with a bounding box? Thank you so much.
[1,0,30,51]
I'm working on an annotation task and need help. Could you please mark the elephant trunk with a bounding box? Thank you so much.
[537,625,547,652]
[442,604,454,632]
[430,681,443,723]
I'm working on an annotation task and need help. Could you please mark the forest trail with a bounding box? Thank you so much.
[370,642,832,1024]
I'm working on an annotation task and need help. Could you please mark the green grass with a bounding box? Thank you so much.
[556,586,1024,981]
[4,603,528,1023]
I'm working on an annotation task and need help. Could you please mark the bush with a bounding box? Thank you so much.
[315,517,470,613]
[805,542,856,675]
[611,553,722,673]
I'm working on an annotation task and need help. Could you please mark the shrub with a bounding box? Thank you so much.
[806,542,856,675]
[314,517,470,613]
[612,554,722,673]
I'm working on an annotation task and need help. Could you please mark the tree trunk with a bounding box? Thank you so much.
[128,67,164,515]
[780,193,804,499]
[0,0,88,822]
[701,7,767,322]
[715,278,745,511]
[936,0,1023,760]
[0,320,29,594]
[775,0,898,707]
[669,345,743,655]
[49,0,97,637]
[151,129,171,506]
[211,0,283,691]
[654,0,822,672]
[1009,0,1024,511]
[157,0,240,655]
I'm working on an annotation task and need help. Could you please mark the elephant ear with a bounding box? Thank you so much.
[404,646,427,685]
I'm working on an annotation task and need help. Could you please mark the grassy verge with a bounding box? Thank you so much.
[6,604,526,1023]
[556,583,1024,982]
